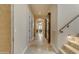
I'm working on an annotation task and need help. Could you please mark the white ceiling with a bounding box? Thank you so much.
[29,4,52,17]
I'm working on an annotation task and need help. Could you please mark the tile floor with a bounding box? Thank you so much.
[24,32,55,54]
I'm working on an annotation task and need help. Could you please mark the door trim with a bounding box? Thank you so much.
[11,4,14,54]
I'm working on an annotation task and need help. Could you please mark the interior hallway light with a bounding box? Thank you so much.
[67,34,73,40]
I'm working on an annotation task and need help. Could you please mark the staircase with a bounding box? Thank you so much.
[58,37,79,54]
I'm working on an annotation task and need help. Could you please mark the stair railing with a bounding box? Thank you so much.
[59,15,79,33]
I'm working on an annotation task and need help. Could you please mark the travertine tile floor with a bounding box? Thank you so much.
[24,32,55,54]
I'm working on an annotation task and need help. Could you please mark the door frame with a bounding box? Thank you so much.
[11,4,14,54]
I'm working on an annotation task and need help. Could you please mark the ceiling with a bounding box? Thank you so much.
[29,4,52,17]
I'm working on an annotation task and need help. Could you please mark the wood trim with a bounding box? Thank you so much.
[11,4,14,54]
[48,12,51,44]
[45,19,47,38]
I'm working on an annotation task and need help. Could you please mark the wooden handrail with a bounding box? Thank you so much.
[59,15,79,33]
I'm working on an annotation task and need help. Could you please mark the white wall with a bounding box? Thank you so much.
[14,4,34,53]
[57,4,79,48]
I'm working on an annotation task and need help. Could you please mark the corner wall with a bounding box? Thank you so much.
[50,5,58,52]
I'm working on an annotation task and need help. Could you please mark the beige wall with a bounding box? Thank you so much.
[50,5,58,48]
[0,5,11,53]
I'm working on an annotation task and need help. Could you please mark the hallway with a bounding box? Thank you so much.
[24,32,54,54]
[0,4,79,54]
[23,4,57,54]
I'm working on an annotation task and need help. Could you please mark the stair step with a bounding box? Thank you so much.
[58,48,66,54]
[67,40,79,50]
[73,37,79,42]
[61,45,75,54]
[68,39,79,46]
[64,44,79,54]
